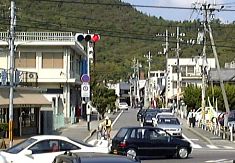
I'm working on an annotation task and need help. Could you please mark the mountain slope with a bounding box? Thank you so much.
[0,0,234,82]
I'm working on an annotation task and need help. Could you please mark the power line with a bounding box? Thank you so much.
[29,0,235,12]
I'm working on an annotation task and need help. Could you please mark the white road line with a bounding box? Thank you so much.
[207,145,219,149]
[111,110,123,128]
[223,146,234,149]
[205,159,230,162]
[182,133,202,149]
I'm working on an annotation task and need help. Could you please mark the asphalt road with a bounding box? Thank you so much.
[110,108,235,163]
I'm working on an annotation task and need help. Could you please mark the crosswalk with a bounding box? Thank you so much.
[182,134,235,150]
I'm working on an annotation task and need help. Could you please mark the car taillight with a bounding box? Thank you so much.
[118,141,127,148]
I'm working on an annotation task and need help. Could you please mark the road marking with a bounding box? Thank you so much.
[205,159,231,162]
[207,145,219,149]
[190,138,199,141]
[182,133,202,148]
[223,146,234,149]
[111,110,123,128]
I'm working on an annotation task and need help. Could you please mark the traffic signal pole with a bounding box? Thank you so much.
[86,30,90,131]
[9,0,16,148]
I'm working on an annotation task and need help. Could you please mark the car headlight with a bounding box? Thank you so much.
[177,128,182,131]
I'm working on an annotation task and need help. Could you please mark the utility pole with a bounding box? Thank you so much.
[199,2,230,127]
[145,51,152,108]
[9,0,16,148]
[176,27,180,113]
[165,29,169,108]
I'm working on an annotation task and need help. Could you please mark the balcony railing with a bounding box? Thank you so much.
[0,32,74,42]
[0,68,38,87]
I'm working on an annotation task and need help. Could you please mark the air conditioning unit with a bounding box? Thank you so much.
[27,72,37,82]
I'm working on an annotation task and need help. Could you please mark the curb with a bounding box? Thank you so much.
[83,129,97,142]
[188,127,213,145]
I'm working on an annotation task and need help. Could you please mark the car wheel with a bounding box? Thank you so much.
[177,147,188,159]
[126,148,137,159]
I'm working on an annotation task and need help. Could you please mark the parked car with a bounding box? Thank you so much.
[0,135,109,163]
[52,152,140,163]
[154,116,182,138]
[136,109,146,121]
[111,126,192,159]
[118,102,129,110]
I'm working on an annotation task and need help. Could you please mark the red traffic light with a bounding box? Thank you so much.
[75,33,100,42]
[91,34,100,42]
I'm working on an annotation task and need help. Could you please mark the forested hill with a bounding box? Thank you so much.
[0,0,234,82]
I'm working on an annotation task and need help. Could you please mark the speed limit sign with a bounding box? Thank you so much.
[81,83,90,97]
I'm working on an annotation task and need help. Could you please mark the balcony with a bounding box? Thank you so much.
[0,32,74,43]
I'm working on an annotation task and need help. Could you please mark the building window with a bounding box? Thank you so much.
[172,66,178,73]
[181,66,186,77]
[21,108,36,127]
[42,52,63,68]
[173,81,177,88]
[187,66,194,74]
[15,52,36,68]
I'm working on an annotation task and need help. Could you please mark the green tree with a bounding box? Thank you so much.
[91,84,117,118]
[183,85,201,112]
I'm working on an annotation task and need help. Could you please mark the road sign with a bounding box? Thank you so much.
[81,74,90,83]
[1,70,7,86]
[81,83,90,97]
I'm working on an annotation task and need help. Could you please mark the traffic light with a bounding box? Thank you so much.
[75,33,100,43]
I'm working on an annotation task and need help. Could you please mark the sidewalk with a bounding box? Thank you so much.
[1,111,119,148]
[178,114,222,144]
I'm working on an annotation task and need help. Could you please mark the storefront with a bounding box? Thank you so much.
[0,91,51,137]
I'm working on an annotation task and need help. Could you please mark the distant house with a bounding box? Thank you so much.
[209,68,235,84]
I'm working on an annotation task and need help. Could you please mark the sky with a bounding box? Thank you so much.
[121,0,235,24]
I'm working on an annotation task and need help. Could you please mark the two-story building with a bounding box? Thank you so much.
[166,57,216,100]
[0,32,87,136]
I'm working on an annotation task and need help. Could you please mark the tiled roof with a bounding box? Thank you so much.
[209,68,235,81]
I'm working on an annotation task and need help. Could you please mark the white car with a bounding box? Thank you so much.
[0,135,109,163]
[118,102,128,110]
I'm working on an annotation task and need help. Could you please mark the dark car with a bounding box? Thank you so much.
[52,152,140,163]
[143,109,161,126]
[111,126,192,159]
[136,109,146,121]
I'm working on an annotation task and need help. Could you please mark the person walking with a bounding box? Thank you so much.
[192,109,196,128]
[188,109,193,127]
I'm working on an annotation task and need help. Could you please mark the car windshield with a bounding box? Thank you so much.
[5,138,37,154]
[158,118,180,125]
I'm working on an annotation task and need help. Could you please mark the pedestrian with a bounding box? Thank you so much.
[192,109,196,128]
[188,109,193,127]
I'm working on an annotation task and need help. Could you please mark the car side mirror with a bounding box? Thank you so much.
[23,149,33,156]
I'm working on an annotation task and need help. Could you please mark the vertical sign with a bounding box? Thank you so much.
[81,82,90,98]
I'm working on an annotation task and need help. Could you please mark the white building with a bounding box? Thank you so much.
[166,57,216,100]
[0,32,86,136]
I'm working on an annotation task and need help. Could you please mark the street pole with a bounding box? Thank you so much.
[176,27,180,113]
[165,29,169,108]
[9,0,16,148]
[86,30,90,131]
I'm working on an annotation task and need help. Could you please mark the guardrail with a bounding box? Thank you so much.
[200,120,235,142]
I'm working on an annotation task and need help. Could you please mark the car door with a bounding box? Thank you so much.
[28,140,64,163]
[148,128,176,157]
[134,128,153,157]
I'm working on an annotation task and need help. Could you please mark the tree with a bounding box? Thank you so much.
[91,84,117,118]
[182,85,201,112]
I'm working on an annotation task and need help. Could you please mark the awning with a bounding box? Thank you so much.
[0,91,51,107]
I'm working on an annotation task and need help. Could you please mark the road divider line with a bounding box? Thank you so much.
[182,133,202,149]
[111,110,123,128]
[207,145,219,149]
